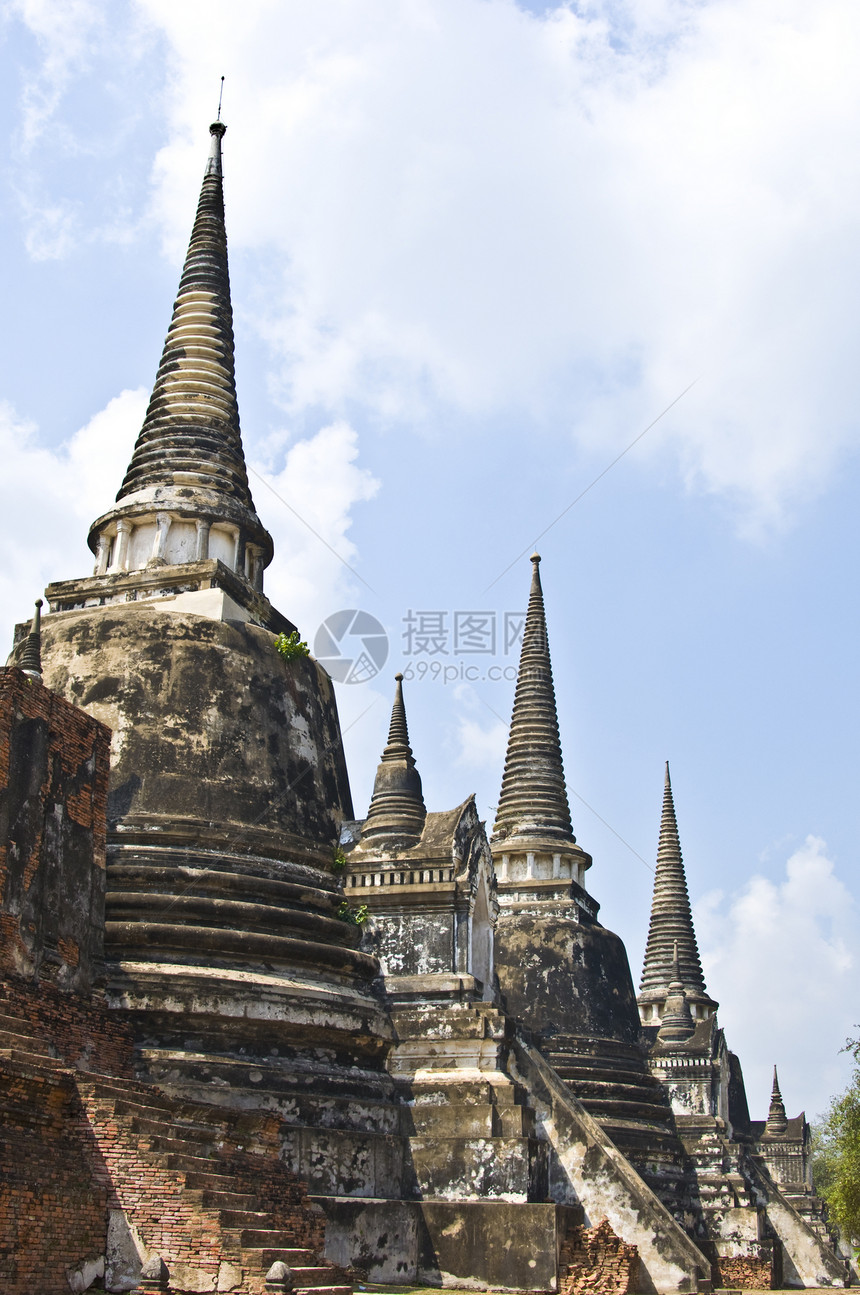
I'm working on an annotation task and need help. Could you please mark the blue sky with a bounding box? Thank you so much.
[2,0,859,1121]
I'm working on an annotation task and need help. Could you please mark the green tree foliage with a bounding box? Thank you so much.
[813,1032,860,1254]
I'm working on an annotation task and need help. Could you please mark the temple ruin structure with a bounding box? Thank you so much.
[1,119,853,1294]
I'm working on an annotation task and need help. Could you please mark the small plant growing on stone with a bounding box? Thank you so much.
[337,899,368,926]
[332,846,347,874]
[275,630,310,661]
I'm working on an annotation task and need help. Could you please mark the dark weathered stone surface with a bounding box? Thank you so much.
[349,794,497,994]
[418,1201,583,1290]
[0,667,110,994]
[38,605,352,853]
[495,910,642,1045]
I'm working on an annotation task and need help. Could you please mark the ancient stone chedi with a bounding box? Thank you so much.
[490,555,687,1200]
[25,120,399,1167]
[637,765,849,1289]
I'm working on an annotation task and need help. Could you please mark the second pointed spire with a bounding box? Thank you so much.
[492,554,573,845]
[639,763,717,1024]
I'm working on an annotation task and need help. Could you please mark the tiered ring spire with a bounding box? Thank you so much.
[764,1065,789,1135]
[492,554,574,845]
[86,121,273,582]
[362,674,427,848]
[639,763,717,1023]
[118,122,253,507]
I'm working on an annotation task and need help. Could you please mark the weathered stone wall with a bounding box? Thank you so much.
[38,606,352,857]
[495,910,642,1045]
[362,909,453,976]
[0,668,110,989]
[0,666,110,993]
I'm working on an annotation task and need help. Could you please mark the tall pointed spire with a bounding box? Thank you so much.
[118,121,252,507]
[492,554,574,845]
[86,120,273,587]
[638,763,717,1024]
[362,674,427,848]
[765,1065,788,1135]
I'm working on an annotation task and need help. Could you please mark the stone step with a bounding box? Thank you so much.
[165,1151,233,1175]
[0,1046,64,1069]
[556,1069,668,1096]
[239,1229,300,1248]
[580,1096,675,1121]
[76,1077,174,1108]
[130,1114,223,1143]
[0,1028,57,1056]
[201,1189,262,1212]
[240,1248,318,1268]
[217,1210,276,1229]
[563,1077,668,1102]
[145,1134,223,1157]
[139,1048,398,1124]
[186,1170,252,1193]
[288,1267,337,1283]
[294,1285,351,1295]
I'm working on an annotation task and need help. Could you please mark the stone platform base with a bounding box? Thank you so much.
[315,1198,584,1290]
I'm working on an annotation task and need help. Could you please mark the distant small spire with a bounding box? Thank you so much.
[492,554,574,845]
[362,674,427,848]
[656,941,695,1044]
[18,600,43,679]
[216,75,225,122]
[765,1065,788,1135]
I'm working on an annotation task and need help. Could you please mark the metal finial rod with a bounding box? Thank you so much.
[217,76,225,121]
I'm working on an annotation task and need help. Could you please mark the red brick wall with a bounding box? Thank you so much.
[715,1253,773,1289]
[0,667,111,994]
[0,1063,108,1293]
[0,975,135,1077]
[560,1218,640,1295]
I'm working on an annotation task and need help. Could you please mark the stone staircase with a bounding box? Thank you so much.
[0,1005,64,1068]
[78,1074,351,1295]
[0,979,351,1295]
[545,1034,692,1216]
[388,997,548,1202]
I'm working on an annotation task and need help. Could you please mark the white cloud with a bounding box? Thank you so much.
[0,389,146,652]
[7,0,105,148]
[118,0,860,535]
[453,716,510,772]
[251,419,379,638]
[696,836,859,1121]
[443,683,510,777]
[9,0,860,527]
[244,420,386,821]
